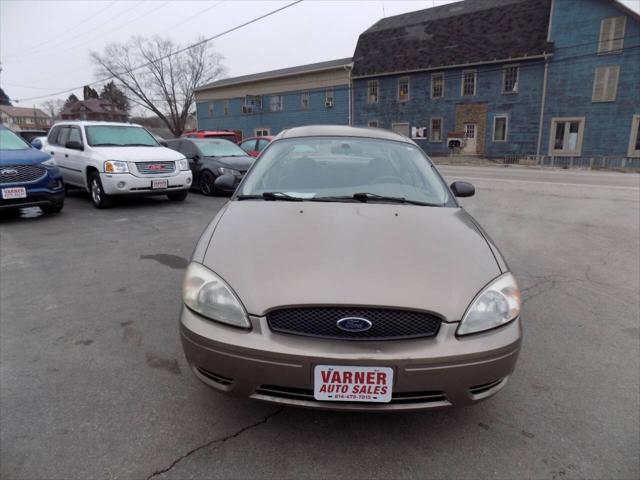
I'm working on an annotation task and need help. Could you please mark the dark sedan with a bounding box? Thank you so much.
[166,138,254,195]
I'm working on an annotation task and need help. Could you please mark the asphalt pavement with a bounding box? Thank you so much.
[1,165,639,479]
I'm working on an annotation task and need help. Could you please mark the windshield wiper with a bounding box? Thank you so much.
[91,143,121,146]
[237,192,303,201]
[313,193,441,207]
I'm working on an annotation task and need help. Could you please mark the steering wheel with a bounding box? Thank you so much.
[371,175,404,184]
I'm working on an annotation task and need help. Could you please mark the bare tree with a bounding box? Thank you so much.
[91,36,225,137]
[41,99,65,120]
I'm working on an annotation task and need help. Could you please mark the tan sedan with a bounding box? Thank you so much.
[180,125,522,411]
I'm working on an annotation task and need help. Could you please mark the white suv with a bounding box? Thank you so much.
[45,121,192,208]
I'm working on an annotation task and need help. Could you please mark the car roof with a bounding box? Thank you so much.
[276,125,413,143]
[51,121,144,128]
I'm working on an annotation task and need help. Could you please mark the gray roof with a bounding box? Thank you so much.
[196,57,353,91]
[352,0,553,77]
[0,105,50,119]
[276,125,413,143]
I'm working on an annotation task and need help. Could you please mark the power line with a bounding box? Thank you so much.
[13,0,305,103]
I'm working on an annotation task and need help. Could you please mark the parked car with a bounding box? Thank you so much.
[238,136,272,157]
[0,126,64,213]
[46,121,192,208]
[16,129,49,144]
[166,138,254,195]
[179,125,522,411]
[181,130,240,143]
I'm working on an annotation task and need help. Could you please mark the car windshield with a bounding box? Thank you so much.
[85,125,159,147]
[192,139,247,157]
[238,137,451,206]
[0,129,30,151]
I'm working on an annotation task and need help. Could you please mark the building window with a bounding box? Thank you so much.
[208,102,214,117]
[269,95,284,112]
[398,77,409,102]
[325,88,334,108]
[255,128,270,136]
[502,65,519,94]
[592,65,620,102]
[493,115,508,142]
[549,117,585,156]
[430,118,443,142]
[461,70,476,96]
[301,91,309,109]
[598,16,626,54]
[628,115,640,157]
[223,100,229,116]
[431,73,444,99]
[368,80,379,104]
[368,120,379,128]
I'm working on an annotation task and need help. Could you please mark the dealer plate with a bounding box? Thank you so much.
[151,179,168,189]
[314,365,393,403]
[1,187,27,199]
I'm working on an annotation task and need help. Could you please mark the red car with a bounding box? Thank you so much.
[238,136,273,157]
[182,130,240,143]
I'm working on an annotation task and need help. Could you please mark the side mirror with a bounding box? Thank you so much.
[214,174,236,191]
[450,181,475,197]
[159,140,168,147]
[65,140,84,151]
[31,138,43,150]
[191,154,200,162]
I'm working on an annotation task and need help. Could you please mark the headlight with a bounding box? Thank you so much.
[182,262,250,328]
[104,160,129,173]
[217,167,240,176]
[177,158,189,171]
[42,158,56,166]
[457,272,521,336]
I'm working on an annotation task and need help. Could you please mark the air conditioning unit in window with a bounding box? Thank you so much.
[325,99,334,108]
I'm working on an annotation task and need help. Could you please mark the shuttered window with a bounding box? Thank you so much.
[598,16,626,54]
[592,65,620,102]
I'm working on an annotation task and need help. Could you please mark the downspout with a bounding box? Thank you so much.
[344,63,353,126]
[536,54,550,160]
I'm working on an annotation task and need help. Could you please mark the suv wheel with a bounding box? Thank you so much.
[167,190,188,202]
[199,171,216,196]
[89,173,114,209]
[41,199,64,214]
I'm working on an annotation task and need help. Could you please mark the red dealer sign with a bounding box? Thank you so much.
[313,365,394,403]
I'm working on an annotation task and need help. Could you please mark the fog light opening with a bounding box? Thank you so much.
[117,181,126,189]
[186,177,192,185]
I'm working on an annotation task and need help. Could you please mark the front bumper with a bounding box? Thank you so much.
[180,307,522,411]
[0,174,64,210]
[100,171,192,195]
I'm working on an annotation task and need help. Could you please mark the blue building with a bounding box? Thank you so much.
[541,0,640,159]
[351,0,640,160]
[194,58,352,140]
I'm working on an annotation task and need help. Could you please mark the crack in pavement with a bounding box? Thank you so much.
[146,407,283,479]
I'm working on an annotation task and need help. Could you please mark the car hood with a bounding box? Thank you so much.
[91,146,184,162]
[202,202,502,321]
[0,147,51,165]
[206,155,254,171]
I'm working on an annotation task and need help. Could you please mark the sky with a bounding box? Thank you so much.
[1,0,639,112]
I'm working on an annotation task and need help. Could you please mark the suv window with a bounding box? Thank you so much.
[48,126,62,145]
[69,126,83,145]
[58,127,71,147]
[257,139,270,151]
[240,139,256,153]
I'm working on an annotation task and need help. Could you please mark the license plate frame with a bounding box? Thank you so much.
[1,187,27,199]
[313,365,393,403]
[151,179,168,190]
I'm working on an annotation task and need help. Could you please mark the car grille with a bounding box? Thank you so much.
[0,165,46,185]
[267,307,441,341]
[255,385,448,405]
[135,161,175,174]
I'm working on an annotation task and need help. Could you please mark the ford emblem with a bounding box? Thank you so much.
[1,168,18,176]
[336,317,372,332]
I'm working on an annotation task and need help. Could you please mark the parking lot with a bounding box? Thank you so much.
[1,165,638,479]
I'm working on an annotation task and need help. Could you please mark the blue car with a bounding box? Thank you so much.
[0,126,65,213]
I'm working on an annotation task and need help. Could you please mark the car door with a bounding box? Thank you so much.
[64,126,87,187]
[179,140,201,185]
[48,126,74,184]
[240,138,257,157]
